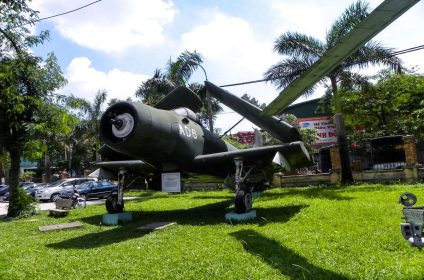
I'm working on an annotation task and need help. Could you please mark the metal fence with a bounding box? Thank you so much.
[368,136,406,170]
[319,136,421,172]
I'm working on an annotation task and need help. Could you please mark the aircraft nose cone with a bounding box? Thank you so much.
[111,113,134,138]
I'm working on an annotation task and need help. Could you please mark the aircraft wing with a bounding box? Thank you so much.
[262,0,420,116]
[193,141,311,170]
[94,160,156,176]
[155,86,202,112]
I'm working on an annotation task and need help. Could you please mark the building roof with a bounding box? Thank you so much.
[281,98,329,119]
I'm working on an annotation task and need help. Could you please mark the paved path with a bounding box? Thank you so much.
[0,197,140,216]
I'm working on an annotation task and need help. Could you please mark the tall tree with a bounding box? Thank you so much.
[264,1,401,184]
[33,100,77,182]
[340,71,424,141]
[0,1,66,216]
[67,90,108,162]
[135,50,222,125]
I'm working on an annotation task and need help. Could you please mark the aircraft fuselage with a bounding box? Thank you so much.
[100,101,236,175]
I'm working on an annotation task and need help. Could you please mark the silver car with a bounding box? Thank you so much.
[35,178,97,202]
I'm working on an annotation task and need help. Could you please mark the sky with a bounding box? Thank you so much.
[29,0,424,132]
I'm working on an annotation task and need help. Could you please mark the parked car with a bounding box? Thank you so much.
[21,183,40,197]
[60,180,118,200]
[0,185,9,201]
[35,178,97,202]
[2,191,9,201]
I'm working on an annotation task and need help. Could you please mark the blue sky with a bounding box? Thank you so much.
[30,0,424,131]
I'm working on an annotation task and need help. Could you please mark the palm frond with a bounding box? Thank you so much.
[264,56,316,88]
[342,40,401,71]
[326,0,370,47]
[167,50,203,85]
[274,32,325,60]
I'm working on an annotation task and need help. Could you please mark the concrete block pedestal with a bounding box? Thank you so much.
[225,210,257,222]
[103,212,133,225]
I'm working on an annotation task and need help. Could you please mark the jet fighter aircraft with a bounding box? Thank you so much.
[96,84,311,214]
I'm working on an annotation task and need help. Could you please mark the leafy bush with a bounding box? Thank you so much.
[7,186,37,218]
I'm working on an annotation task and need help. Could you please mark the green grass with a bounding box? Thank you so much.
[1,183,424,279]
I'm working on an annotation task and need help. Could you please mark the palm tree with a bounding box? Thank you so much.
[67,90,108,163]
[264,1,401,184]
[135,50,222,126]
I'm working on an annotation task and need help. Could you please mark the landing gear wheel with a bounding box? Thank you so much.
[106,194,124,213]
[234,190,252,214]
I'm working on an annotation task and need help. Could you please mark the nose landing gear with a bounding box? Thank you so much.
[106,169,126,213]
[233,157,254,214]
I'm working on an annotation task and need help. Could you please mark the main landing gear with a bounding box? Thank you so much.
[233,157,254,214]
[106,169,126,213]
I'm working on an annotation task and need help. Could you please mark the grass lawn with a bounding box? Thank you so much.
[1,183,424,279]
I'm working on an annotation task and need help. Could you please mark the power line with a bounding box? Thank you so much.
[24,0,103,26]
[219,44,424,88]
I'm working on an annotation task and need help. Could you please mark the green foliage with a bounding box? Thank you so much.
[222,136,248,149]
[135,51,222,126]
[65,90,108,165]
[6,185,36,218]
[0,1,66,217]
[19,170,35,181]
[340,71,424,141]
[268,114,318,153]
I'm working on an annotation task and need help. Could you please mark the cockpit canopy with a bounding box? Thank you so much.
[173,107,200,123]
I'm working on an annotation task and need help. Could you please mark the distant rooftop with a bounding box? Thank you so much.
[281,98,329,118]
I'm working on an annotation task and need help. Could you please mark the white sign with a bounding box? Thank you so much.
[297,116,337,144]
[161,172,181,193]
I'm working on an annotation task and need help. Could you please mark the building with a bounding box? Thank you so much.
[281,98,336,150]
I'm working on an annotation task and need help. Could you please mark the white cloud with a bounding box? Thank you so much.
[180,11,283,131]
[270,1,332,40]
[31,0,177,52]
[181,11,279,80]
[64,57,148,101]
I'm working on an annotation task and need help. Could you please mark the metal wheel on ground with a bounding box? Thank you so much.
[106,194,124,213]
[234,190,252,213]
[50,193,59,202]
[74,199,86,209]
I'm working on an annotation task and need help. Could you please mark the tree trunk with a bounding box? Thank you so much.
[67,143,73,169]
[331,76,353,184]
[44,151,51,183]
[7,148,21,217]
[335,113,354,184]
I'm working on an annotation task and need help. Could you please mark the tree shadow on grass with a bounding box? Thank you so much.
[47,200,307,249]
[230,229,348,280]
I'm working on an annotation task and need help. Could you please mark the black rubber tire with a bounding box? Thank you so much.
[234,190,253,213]
[105,194,124,213]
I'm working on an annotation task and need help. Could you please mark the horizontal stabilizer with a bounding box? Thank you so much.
[193,141,311,168]
[155,86,202,112]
